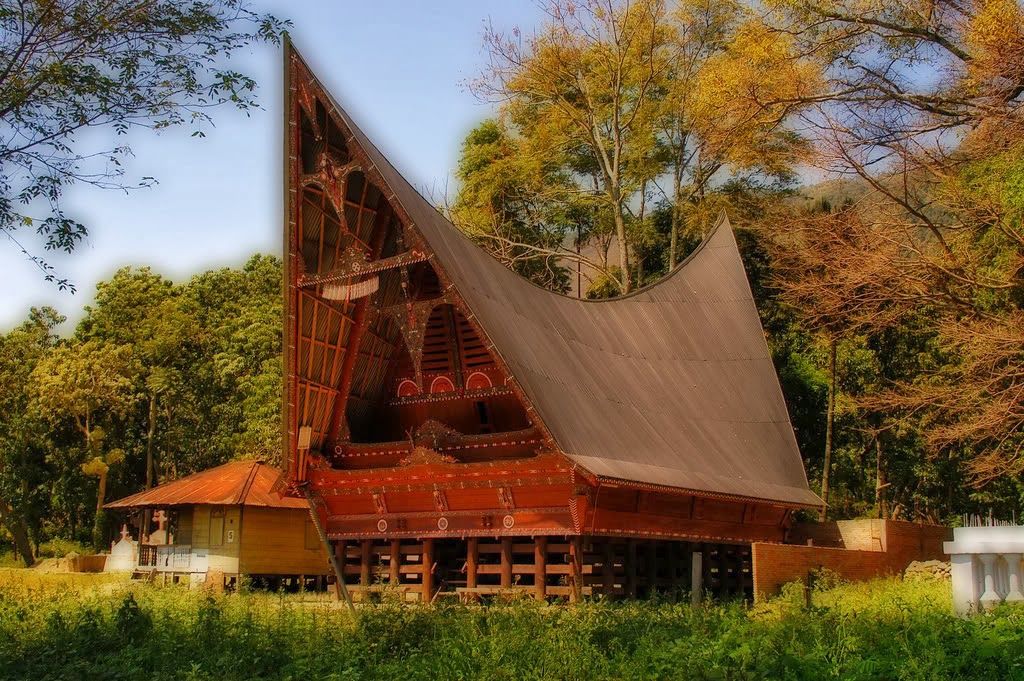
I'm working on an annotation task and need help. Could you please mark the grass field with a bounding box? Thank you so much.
[0,569,1022,680]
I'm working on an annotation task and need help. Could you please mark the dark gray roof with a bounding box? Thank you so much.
[304,51,820,509]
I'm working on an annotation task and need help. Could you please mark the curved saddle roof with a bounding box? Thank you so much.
[302,49,820,509]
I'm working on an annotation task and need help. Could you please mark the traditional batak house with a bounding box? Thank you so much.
[279,38,823,603]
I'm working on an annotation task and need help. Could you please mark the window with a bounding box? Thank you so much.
[209,508,225,547]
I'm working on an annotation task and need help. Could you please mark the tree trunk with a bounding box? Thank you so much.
[146,392,157,488]
[669,164,683,270]
[143,392,158,540]
[820,338,838,521]
[875,434,887,519]
[613,202,632,294]
[94,469,107,518]
[0,492,34,566]
[92,469,108,550]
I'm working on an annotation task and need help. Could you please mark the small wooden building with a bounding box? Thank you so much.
[106,461,330,587]
[276,39,823,603]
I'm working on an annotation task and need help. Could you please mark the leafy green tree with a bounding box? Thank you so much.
[30,340,134,547]
[0,0,287,289]
[0,307,63,564]
[78,267,194,492]
[466,0,815,295]
[449,120,574,291]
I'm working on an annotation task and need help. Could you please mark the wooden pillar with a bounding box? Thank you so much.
[421,539,434,603]
[467,538,479,589]
[389,538,401,584]
[360,540,372,586]
[646,542,659,597]
[602,541,615,596]
[335,539,347,588]
[569,536,583,603]
[669,542,681,591]
[500,538,513,589]
[625,540,638,600]
[534,537,547,601]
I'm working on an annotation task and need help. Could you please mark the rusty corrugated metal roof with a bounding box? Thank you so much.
[291,46,822,510]
[106,461,308,509]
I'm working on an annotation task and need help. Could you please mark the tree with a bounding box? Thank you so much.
[0,306,62,565]
[761,0,1024,483]
[0,0,287,289]
[31,339,134,547]
[475,0,675,293]
[466,0,815,294]
[77,267,193,491]
[660,0,815,268]
[449,120,576,292]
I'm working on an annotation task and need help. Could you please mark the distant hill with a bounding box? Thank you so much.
[790,177,874,210]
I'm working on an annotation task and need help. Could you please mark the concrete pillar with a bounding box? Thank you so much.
[1006,554,1024,602]
[691,551,703,606]
[979,554,1001,609]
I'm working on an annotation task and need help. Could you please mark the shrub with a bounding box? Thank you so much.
[1,571,1023,680]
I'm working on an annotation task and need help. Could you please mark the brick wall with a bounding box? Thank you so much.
[883,520,951,568]
[752,543,892,597]
[752,519,952,601]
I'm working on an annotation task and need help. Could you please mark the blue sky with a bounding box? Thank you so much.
[0,1,546,332]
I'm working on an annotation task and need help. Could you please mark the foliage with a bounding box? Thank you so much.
[755,1,1024,490]
[0,572,1022,680]
[463,0,813,294]
[0,255,282,552]
[449,120,573,292]
[0,0,288,289]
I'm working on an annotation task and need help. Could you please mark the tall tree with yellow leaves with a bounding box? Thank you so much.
[474,0,674,293]
[467,0,817,292]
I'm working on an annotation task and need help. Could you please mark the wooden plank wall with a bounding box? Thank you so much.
[190,504,242,574]
[238,507,331,576]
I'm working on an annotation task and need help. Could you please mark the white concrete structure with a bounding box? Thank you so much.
[104,525,138,572]
[944,526,1024,615]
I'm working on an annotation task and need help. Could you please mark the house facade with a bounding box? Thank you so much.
[277,38,822,602]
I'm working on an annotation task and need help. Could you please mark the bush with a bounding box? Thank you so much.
[0,572,1022,680]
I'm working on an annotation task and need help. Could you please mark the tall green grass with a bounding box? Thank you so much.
[0,571,1021,680]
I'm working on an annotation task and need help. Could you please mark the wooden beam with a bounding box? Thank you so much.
[625,540,638,600]
[360,540,372,586]
[421,539,435,603]
[467,537,478,589]
[304,488,354,612]
[534,537,547,601]
[602,540,615,596]
[569,536,583,603]
[324,201,394,444]
[389,538,402,584]
[500,538,513,589]
[646,542,659,595]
